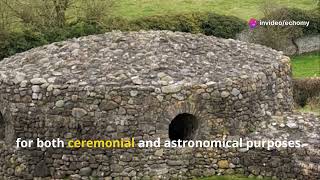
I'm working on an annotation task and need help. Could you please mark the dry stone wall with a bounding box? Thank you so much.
[236,31,320,55]
[0,31,318,180]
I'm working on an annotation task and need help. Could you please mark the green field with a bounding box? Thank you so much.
[291,53,320,115]
[297,103,320,116]
[112,0,316,20]
[291,53,320,78]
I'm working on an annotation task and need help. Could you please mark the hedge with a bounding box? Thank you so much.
[0,22,105,60]
[1,7,318,60]
[262,8,320,37]
[200,13,247,38]
[128,12,247,38]
[293,78,320,107]
[0,12,246,60]
[0,30,48,60]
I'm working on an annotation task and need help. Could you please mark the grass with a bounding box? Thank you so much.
[197,175,271,180]
[297,104,320,116]
[291,53,320,115]
[112,0,317,20]
[291,53,320,114]
[291,53,320,78]
[7,0,318,31]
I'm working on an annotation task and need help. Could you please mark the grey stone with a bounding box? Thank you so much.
[231,88,240,96]
[154,149,164,156]
[99,100,119,111]
[217,160,229,169]
[79,167,92,176]
[221,91,230,98]
[14,164,26,176]
[52,89,61,96]
[33,161,50,177]
[30,78,47,85]
[14,73,26,83]
[286,121,298,129]
[296,34,320,54]
[48,77,56,83]
[277,93,284,99]
[32,85,41,93]
[167,160,183,166]
[161,84,181,93]
[55,100,64,108]
[20,80,28,88]
[72,108,87,118]
[130,90,138,97]
[131,76,142,85]
[106,125,115,132]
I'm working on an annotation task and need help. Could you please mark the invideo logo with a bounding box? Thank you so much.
[248,18,258,29]
[248,18,310,29]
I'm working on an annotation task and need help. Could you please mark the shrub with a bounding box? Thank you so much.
[0,22,107,59]
[66,22,105,38]
[130,12,246,39]
[76,0,115,27]
[263,8,320,37]
[0,30,47,59]
[41,27,69,43]
[250,7,320,52]
[200,13,247,39]
[104,17,132,32]
[2,0,72,29]
[0,12,247,60]
[293,78,320,107]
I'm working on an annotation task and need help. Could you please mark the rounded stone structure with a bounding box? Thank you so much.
[0,31,309,179]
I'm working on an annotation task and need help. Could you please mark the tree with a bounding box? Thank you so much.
[0,0,72,30]
[76,0,114,26]
[0,0,14,33]
[249,0,304,54]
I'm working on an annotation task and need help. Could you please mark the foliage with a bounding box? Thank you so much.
[0,11,247,60]
[293,78,320,107]
[75,0,114,26]
[0,0,317,60]
[0,22,106,59]
[0,0,14,33]
[104,17,131,31]
[292,53,320,109]
[129,12,246,39]
[42,22,106,42]
[200,13,246,38]
[0,30,47,60]
[263,7,319,36]
[0,0,72,30]
[250,4,320,51]
[297,98,320,116]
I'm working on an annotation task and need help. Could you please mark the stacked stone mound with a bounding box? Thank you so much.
[0,31,317,180]
[243,112,320,180]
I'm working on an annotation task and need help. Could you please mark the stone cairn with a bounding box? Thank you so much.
[0,31,318,179]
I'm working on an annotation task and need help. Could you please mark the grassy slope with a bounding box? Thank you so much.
[291,53,320,78]
[297,104,320,116]
[112,0,316,20]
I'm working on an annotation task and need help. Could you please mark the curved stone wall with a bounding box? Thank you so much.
[0,31,317,180]
[236,30,320,56]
